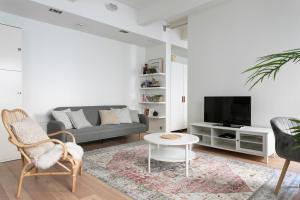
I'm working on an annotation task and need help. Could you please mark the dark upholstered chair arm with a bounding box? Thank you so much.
[138,114,149,131]
[275,130,300,162]
[47,120,65,133]
[47,120,67,142]
[270,117,300,162]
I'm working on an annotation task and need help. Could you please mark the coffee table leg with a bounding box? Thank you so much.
[185,145,188,177]
[189,144,192,165]
[148,144,151,173]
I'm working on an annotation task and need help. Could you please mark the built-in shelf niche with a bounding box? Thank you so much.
[140,57,166,132]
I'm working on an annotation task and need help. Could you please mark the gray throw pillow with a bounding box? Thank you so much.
[52,109,73,129]
[130,109,140,123]
[67,109,92,129]
[111,108,132,123]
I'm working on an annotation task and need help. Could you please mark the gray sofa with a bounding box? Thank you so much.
[47,105,149,143]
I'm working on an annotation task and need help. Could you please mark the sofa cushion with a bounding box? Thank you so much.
[52,109,73,129]
[111,108,132,123]
[130,110,140,123]
[68,123,147,143]
[67,109,92,129]
[99,110,120,125]
[53,106,126,126]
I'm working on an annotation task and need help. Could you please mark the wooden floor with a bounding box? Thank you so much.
[0,133,300,200]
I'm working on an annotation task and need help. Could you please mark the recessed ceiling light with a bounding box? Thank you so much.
[105,3,118,12]
[49,8,63,14]
[76,23,85,27]
[119,30,129,34]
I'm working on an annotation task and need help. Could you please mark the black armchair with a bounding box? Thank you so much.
[270,117,300,195]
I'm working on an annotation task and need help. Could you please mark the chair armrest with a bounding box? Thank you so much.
[272,128,300,161]
[48,131,76,143]
[20,139,68,160]
[138,114,149,130]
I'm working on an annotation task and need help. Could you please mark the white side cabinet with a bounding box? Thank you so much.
[0,24,23,162]
[189,123,275,163]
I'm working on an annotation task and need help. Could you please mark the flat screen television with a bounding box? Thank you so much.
[204,96,251,126]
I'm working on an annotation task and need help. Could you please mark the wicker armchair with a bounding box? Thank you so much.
[1,109,83,198]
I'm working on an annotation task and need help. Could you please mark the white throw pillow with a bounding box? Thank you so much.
[129,109,140,123]
[11,118,55,159]
[99,110,120,125]
[111,108,132,123]
[67,109,92,129]
[52,109,73,129]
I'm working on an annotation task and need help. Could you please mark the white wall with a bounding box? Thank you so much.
[188,0,300,127]
[0,11,145,126]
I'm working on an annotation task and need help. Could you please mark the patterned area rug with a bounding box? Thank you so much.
[84,142,300,200]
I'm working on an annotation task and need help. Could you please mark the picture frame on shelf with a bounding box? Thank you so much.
[147,58,164,73]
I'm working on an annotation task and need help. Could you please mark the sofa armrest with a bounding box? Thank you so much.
[47,120,67,142]
[138,114,149,131]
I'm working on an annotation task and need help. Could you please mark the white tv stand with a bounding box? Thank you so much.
[189,122,275,163]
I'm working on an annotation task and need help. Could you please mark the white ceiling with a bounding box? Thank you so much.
[0,0,222,47]
[0,0,164,47]
[115,0,223,25]
[114,0,158,9]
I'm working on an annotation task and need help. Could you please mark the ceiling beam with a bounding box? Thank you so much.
[137,0,220,25]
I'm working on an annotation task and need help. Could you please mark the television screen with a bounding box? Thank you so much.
[204,96,251,126]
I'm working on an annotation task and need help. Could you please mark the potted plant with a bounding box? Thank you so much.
[243,48,300,144]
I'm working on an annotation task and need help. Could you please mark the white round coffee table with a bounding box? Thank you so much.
[144,133,199,177]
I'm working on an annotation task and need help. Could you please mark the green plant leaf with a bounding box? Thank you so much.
[290,119,300,123]
[243,48,300,90]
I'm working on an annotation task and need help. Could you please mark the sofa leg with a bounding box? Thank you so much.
[139,133,142,141]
